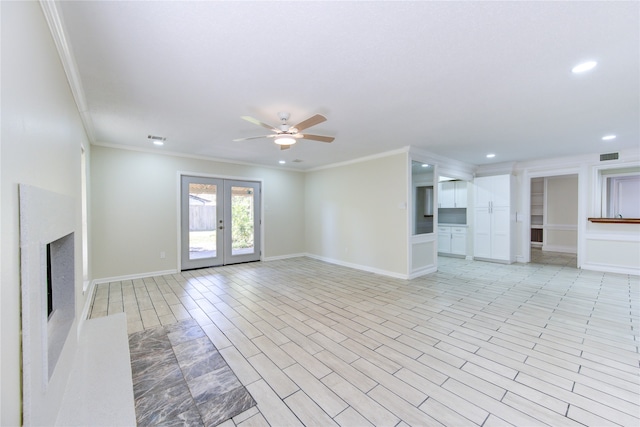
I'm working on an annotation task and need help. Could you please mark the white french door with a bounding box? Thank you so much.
[180,175,261,270]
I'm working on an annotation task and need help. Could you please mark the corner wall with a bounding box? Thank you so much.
[1,1,90,423]
[304,152,409,277]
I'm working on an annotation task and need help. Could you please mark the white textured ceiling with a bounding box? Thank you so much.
[57,1,639,170]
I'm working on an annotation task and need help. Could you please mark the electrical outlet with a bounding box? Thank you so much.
[160,251,166,259]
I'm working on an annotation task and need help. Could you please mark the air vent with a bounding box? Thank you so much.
[292,159,303,163]
[147,135,166,146]
[600,152,619,161]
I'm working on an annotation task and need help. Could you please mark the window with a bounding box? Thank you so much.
[597,165,640,218]
[606,174,640,218]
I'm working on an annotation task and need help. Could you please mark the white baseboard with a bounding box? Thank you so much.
[542,245,577,254]
[407,265,437,279]
[438,253,466,259]
[89,252,444,291]
[79,280,97,326]
[305,253,410,279]
[93,269,179,285]
[262,253,307,262]
[581,262,640,276]
[472,256,514,265]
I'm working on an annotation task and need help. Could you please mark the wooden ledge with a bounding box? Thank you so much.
[588,218,640,224]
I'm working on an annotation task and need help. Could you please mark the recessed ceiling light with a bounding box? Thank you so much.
[279,160,286,164]
[572,61,597,73]
[486,153,496,158]
[602,134,616,141]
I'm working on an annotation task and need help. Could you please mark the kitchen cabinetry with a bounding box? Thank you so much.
[438,225,467,255]
[438,181,467,208]
[473,175,515,262]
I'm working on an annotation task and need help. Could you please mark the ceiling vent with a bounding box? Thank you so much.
[292,159,303,163]
[600,152,619,161]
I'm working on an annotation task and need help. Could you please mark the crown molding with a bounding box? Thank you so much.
[39,0,96,143]
[92,141,307,173]
[306,147,410,173]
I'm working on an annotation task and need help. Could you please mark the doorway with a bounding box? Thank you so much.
[526,173,578,268]
[180,175,261,270]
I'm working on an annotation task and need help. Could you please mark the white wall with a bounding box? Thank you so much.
[545,175,578,253]
[304,152,409,277]
[90,145,306,280]
[1,1,90,423]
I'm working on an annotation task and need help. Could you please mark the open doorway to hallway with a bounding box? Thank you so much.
[528,174,578,268]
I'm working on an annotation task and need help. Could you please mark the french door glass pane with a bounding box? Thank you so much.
[230,186,255,255]
[188,183,217,260]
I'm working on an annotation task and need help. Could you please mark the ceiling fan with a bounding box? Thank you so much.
[233,112,334,150]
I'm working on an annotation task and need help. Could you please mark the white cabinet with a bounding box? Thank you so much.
[438,181,467,208]
[475,174,510,209]
[454,182,467,208]
[473,175,515,262]
[438,226,452,253]
[438,225,467,255]
[450,227,467,255]
[439,182,455,208]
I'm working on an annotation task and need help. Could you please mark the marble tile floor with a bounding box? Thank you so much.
[530,247,577,267]
[128,318,255,426]
[89,252,639,426]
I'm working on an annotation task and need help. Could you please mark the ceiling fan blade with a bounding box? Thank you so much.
[280,145,291,151]
[233,135,273,142]
[300,134,334,143]
[241,116,278,132]
[292,114,327,132]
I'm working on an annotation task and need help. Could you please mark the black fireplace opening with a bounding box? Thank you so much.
[46,243,53,319]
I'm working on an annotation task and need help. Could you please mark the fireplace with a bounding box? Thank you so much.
[19,184,77,425]
[44,232,75,378]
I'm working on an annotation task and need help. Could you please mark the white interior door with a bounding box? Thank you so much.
[181,176,261,270]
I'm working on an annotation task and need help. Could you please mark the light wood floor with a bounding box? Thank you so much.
[90,251,639,426]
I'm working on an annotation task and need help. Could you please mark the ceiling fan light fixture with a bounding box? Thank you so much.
[275,135,297,146]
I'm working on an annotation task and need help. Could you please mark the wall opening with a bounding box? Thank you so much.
[45,232,75,378]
